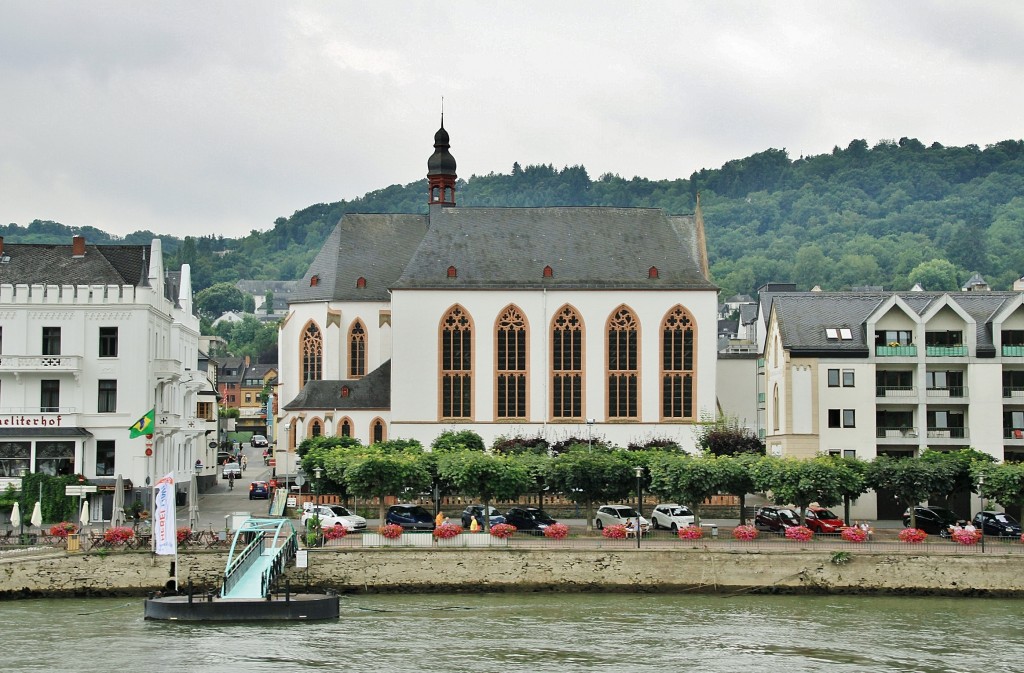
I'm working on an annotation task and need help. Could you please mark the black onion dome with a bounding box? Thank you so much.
[427,124,457,175]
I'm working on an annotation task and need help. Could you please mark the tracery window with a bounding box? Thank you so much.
[440,305,473,419]
[551,305,584,419]
[608,306,639,419]
[495,305,528,419]
[661,306,695,420]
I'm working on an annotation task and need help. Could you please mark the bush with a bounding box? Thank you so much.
[785,526,814,542]
[602,524,627,539]
[732,524,758,541]
[899,528,928,544]
[543,523,569,540]
[489,523,517,539]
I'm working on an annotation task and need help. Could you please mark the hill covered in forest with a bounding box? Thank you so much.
[5,136,1023,299]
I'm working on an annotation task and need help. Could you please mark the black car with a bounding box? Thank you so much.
[461,505,506,528]
[386,504,435,530]
[903,506,959,537]
[504,507,557,534]
[972,511,1023,537]
[753,506,801,533]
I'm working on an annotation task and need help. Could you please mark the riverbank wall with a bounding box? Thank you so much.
[3,546,1024,598]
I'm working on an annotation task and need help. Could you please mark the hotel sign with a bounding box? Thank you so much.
[0,415,64,427]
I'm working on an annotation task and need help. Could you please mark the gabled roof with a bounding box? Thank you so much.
[0,242,151,287]
[291,214,428,303]
[769,291,1022,354]
[283,361,391,411]
[395,207,714,291]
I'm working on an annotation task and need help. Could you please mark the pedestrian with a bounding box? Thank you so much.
[435,511,445,528]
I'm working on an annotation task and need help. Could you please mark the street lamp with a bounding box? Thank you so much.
[978,474,986,553]
[634,466,644,549]
[314,466,323,506]
[586,418,595,452]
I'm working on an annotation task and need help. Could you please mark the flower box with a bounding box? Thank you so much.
[437,535,509,548]
[362,532,434,547]
[732,525,759,541]
[951,529,981,546]
[543,523,569,540]
[678,525,704,540]
[785,526,814,542]
[898,528,928,544]
[840,527,867,543]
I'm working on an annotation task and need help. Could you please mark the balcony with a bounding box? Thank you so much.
[1003,346,1024,357]
[1004,428,1024,440]
[926,345,967,357]
[876,426,919,439]
[1004,387,1024,399]
[876,386,916,399]
[926,427,967,439]
[152,358,181,380]
[0,355,83,378]
[876,345,917,357]
[926,386,968,401]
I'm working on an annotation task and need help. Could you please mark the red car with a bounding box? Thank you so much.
[805,507,845,534]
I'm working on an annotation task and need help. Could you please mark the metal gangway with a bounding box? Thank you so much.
[221,518,298,599]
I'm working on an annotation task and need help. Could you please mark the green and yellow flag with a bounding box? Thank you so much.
[129,408,155,438]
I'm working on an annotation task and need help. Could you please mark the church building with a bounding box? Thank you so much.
[276,122,718,451]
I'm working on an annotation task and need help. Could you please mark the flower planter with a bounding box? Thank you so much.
[362,532,434,547]
[437,535,509,548]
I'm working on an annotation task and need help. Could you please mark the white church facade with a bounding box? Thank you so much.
[276,123,719,451]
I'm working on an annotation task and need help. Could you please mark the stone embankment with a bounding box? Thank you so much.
[3,546,1024,598]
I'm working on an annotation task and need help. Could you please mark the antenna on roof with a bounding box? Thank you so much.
[441,96,444,126]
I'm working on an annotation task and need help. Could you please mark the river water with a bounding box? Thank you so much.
[2,593,1021,673]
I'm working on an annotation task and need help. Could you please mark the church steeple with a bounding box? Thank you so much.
[427,115,457,207]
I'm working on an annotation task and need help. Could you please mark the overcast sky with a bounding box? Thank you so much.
[1,2,1022,238]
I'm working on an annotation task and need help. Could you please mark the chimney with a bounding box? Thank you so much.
[72,235,86,258]
[0,236,4,255]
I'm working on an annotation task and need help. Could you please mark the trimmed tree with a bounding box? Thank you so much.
[344,448,431,522]
[438,451,532,531]
[546,447,634,531]
[648,453,725,525]
[867,455,956,529]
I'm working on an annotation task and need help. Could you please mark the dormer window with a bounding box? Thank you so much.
[356,277,367,289]
[648,266,659,279]
[543,265,553,278]
[447,266,457,279]
[310,274,320,287]
[825,327,853,340]
[341,386,350,398]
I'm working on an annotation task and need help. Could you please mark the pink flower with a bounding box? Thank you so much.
[840,527,867,543]
[785,526,814,542]
[678,525,704,540]
[732,525,759,541]
[176,527,192,544]
[49,522,77,538]
[951,529,980,546]
[323,524,348,540]
[543,523,569,540]
[433,522,463,539]
[489,523,517,539]
[899,528,928,544]
[602,524,628,539]
[103,526,135,545]
[378,523,403,539]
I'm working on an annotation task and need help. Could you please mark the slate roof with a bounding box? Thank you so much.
[283,360,391,411]
[395,207,714,290]
[769,291,1022,355]
[0,243,151,287]
[291,214,428,303]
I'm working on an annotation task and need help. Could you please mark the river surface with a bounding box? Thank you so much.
[2,593,1021,672]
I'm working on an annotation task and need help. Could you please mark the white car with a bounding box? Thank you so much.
[594,505,650,534]
[300,504,367,532]
[650,503,696,532]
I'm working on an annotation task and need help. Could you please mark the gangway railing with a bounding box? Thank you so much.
[220,518,297,599]
[222,531,265,596]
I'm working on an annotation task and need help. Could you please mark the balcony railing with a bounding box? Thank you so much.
[1003,345,1024,357]
[926,427,967,439]
[1003,387,1024,398]
[876,426,918,439]
[876,386,916,398]
[926,386,967,398]
[925,345,967,357]
[0,355,83,373]
[876,345,917,357]
[1004,428,1024,440]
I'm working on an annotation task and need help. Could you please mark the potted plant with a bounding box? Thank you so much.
[49,522,78,539]
[602,524,627,539]
[899,528,928,544]
[378,523,403,539]
[176,527,192,544]
[731,524,758,541]
[103,526,135,546]
[678,525,704,540]
[489,523,517,539]
[951,529,980,546]
[323,523,348,541]
[543,523,569,540]
[841,527,868,543]
[785,526,814,542]
[433,522,463,540]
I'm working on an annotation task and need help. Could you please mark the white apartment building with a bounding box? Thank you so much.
[0,236,217,518]
[762,288,1024,519]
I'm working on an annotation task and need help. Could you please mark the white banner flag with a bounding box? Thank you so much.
[152,472,176,556]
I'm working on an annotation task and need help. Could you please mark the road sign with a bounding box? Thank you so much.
[65,485,99,496]
[294,474,305,487]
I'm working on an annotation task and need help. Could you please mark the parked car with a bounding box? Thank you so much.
[301,504,367,531]
[460,505,506,528]
[221,462,242,479]
[972,511,1023,537]
[250,434,269,447]
[248,480,269,500]
[753,506,802,534]
[504,507,557,534]
[804,507,845,534]
[386,504,435,530]
[594,505,650,534]
[903,506,960,537]
[650,503,695,531]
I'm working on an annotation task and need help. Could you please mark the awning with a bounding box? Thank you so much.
[91,477,134,492]
[0,427,94,437]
